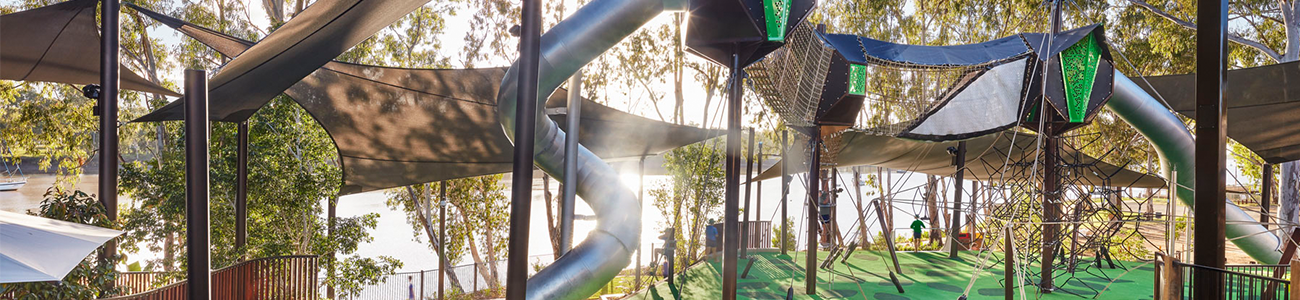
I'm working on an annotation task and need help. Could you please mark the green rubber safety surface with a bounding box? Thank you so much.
[627,251,1155,300]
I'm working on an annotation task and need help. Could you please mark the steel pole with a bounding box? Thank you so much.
[439,181,447,300]
[636,156,645,288]
[1040,1,1063,292]
[722,52,743,300]
[806,126,820,295]
[560,71,583,256]
[1195,0,1229,297]
[757,143,763,224]
[1265,164,1274,230]
[99,0,120,262]
[235,121,248,256]
[742,128,755,257]
[184,69,210,300]
[505,0,542,296]
[949,141,966,258]
[781,131,789,256]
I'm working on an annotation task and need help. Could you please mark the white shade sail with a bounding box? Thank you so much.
[0,210,122,283]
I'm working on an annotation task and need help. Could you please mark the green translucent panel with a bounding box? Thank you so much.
[764,0,791,41]
[848,64,867,96]
[1059,33,1101,123]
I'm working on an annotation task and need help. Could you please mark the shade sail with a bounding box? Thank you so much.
[1137,61,1300,164]
[129,7,721,193]
[135,0,429,122]
[0,210,123,283]
[0,0,177,96]
[299,64,720,193]
[753,130,1166,188]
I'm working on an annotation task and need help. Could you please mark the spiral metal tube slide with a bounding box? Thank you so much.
[1109,71,1282,263]
[495,0,673,298]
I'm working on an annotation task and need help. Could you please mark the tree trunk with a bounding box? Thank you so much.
[404,187,465,292]
[457,210,494,289]
[673,13,685,125]
[543,175,561,259]
[1282,162,1299,237]
[480,183,501,288]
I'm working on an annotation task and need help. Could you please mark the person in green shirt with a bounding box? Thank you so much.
[910,215,925,252]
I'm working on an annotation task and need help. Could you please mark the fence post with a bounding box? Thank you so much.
[421,270,426,300]
[1159,254,1170,300]
[1162,255,1181,300]
[1291,259,1299,300]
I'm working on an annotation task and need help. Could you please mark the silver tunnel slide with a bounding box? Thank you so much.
[495,0,682,299]
[1110,71,1282,263]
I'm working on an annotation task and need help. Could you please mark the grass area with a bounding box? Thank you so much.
[627,250,1155,300]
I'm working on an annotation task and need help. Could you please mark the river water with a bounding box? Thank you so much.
[0,170,937,273]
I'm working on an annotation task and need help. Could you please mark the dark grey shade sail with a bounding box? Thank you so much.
[753,130,1165,188]
[0,0,178,96]
[129,7,721,193]
[134,0,430,122]
[1137,61,1300,164]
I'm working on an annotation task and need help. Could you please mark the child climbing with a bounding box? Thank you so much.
[910,215,925,252]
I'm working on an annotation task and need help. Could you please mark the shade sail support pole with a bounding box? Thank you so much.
[505,0,542,296]
[722,51,742,300]
[1194,0,1229,298]
[235,121,248,257]
[949,141,966,258]
[560,71,582,256]
[806,126,820,295]
[99,0,121,265]
[184,69,210,300]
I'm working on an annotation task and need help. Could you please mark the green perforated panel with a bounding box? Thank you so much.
[1059,33,1101,123]
[848,64,867,96]
[764,0,791,41]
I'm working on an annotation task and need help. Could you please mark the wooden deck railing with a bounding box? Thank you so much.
[103,255,319,300]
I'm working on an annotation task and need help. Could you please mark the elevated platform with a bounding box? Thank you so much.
[629,251,1155,299]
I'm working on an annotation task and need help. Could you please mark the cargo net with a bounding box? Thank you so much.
[747,23,1017,137]
[961,122,1173,299]
[747,22,832,128]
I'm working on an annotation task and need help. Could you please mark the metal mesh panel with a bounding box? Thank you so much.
[747,22,832,128]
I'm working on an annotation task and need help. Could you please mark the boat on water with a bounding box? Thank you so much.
[0,178,25,191]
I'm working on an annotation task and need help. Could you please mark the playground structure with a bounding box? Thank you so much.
[1,0,1296,298]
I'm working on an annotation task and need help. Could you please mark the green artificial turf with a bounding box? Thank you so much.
[628,250,1156,300]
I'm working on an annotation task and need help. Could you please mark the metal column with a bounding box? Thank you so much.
[949,141,966,258]
[184,69,210,300]
[439,181,447,300]
[1265,164,1274,230]
[1194,0,1229,297]
[505,0,542,296]
[781,131,789,256]
[99,0,120,261]
[722,52,743,300]
[757,143,763,224]
[636,156,645,288]
[806,126,820,295]
[742,128,755,257]
[1040,1,1063,292]
[560,71,583,256]
[235,121,248,255]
